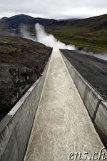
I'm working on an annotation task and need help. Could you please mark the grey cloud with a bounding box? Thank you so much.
[0,0,107,19]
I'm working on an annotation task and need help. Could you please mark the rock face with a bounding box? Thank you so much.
[0,36,52,120]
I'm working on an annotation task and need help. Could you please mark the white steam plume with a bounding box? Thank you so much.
[20,25,36,41]
[35,23,75,51]
[93,53,107,61]
[79,50,107,61]
[20,24,107,61]
[20,23,75,51]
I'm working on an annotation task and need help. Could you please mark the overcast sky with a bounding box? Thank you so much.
[0,0,107,19]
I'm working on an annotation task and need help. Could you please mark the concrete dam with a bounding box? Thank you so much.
[0,50,107,161]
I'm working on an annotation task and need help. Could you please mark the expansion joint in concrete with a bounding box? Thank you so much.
[83,86,88,102]
[93,99,102,122]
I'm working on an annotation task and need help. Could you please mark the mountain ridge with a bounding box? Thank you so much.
[0,13,107,32]
[0,14,107,52]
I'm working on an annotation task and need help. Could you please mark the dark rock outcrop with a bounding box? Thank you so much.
[0,36,52,120]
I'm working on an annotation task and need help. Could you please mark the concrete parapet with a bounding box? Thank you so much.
[0,56,50,161]
[61,50,107,147]
[95,101,107,147]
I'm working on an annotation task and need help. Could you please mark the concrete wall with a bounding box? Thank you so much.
[61,51,107,148]
[95,101,107,147]
[0,56,51,161]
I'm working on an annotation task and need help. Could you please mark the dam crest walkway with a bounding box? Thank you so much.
[24,50,103,161]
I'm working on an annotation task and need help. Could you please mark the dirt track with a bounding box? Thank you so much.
[61,49,107,100]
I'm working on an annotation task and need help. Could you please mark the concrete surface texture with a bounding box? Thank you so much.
[24,50,104,161]
[61,52,107,148]
[0,59,49,161]
[61,52,103,119]
[95,101,107,147]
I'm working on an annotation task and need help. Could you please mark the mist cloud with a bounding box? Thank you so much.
[20,23,76,51]
[20,25,36,41]
[35,24,75,50]
[20,24,107,61]
[79,51,107,61]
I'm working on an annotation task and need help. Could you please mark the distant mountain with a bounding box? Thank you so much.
[0,14,107,52]
[47,14,107,52]
[66,14,107,30]
[0,13,107,32]
[0,14,58,30]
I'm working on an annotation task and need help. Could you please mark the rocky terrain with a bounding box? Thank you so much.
[61,49,107,100]
[0,36,52,120]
